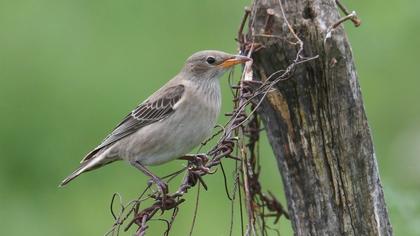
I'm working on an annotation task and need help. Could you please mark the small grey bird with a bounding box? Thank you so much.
[60,50,250,193]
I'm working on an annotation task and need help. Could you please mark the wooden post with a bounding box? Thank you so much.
[248,0,392,234]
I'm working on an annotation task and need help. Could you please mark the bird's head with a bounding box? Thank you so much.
[181,50,251,80]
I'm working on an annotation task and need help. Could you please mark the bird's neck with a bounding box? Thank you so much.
[182,76,221,106]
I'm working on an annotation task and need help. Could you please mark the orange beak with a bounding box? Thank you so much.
[218,55,251,68]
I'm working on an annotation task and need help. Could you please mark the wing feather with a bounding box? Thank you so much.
[80,84,185,163]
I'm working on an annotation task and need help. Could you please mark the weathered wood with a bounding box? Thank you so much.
[248,0,392,235]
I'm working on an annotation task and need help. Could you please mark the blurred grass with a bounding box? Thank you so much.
[0,0,419,235]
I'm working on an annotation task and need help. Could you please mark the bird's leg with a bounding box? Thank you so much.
[131,161,168,202]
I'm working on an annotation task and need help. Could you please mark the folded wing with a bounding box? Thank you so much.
[81,84,185,163]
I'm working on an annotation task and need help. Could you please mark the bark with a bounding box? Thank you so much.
[248,0,392,235]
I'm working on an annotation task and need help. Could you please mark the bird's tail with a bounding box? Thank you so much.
[59,149,116,186]
[59,158,99,187]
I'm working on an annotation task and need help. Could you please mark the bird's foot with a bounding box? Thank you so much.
[147,177,169,204]
[180,153,210,173]
[131,161,170,206]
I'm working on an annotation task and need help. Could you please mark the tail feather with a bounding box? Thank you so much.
[59,159,97,187]
[59,146,118,187]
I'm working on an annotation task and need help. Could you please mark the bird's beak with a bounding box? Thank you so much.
[218,55,251,68]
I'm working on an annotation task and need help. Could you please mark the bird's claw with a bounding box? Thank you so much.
[147,178,169,206]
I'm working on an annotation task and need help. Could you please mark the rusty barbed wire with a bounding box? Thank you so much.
[104,1,320,235]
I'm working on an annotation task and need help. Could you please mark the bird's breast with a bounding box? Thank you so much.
[178,81,221,137]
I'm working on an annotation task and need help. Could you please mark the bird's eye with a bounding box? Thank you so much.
[206,56,216,64]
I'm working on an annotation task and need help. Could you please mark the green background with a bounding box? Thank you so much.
[1,0,419,235]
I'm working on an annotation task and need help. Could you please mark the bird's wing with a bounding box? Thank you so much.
[80,84,185,163]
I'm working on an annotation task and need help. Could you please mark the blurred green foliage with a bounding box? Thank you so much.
[0,0,419,235]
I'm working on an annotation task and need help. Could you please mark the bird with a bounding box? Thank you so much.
[59,50,251,194]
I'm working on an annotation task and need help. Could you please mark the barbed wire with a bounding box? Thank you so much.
[103,1,321,235]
